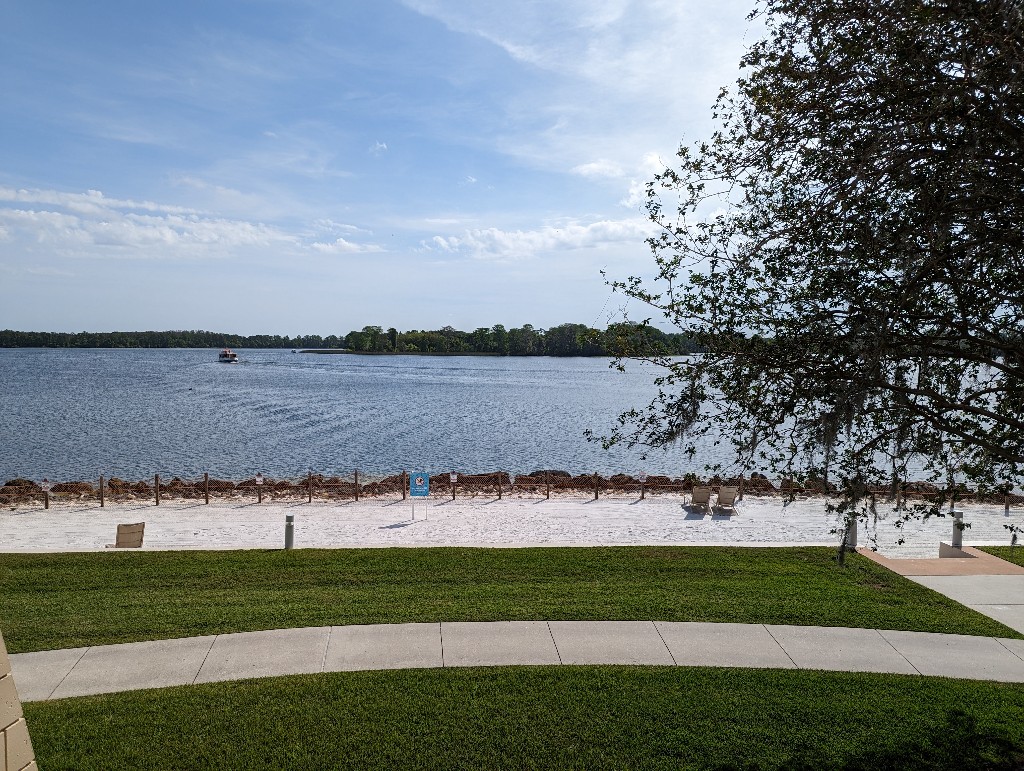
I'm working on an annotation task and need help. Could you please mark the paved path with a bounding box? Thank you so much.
[859,547,1024,635]
[11,620,1024,702]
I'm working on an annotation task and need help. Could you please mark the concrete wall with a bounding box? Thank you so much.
[0,632,35,771]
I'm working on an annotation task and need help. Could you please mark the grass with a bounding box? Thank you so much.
[24,666,1024,770]
[1,546,1019,653]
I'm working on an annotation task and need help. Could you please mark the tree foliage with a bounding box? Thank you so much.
[608,0,1024,517]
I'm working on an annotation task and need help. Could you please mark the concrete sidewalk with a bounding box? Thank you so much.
[859,547,1024,634]
[11,621,1024,702]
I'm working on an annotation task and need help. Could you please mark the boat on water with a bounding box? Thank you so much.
[218,348,239,363]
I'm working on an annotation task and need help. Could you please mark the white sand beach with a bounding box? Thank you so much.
[1,494,1020,558]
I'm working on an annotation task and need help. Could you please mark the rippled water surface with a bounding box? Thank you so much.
[0,349,719,480]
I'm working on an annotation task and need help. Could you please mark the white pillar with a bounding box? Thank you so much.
[951,509,963,549]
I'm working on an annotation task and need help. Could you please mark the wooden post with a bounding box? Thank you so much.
[402,471,407,500]
[640,477,645,500]
[155,474,160,506]
[44,488,49,510]
[1006,490,1011,516]
[99,475,105,508]
[355,469,360,502]
[204,472,210,505]
[545,472,550,500]
[452,471,457,501]
[738,473,744,501]
[308,472,313,504]
[497,471,502,500]
[594,472,599,500]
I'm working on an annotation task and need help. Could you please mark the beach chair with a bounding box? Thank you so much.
[689,486,712,513]
[106,522,145,548]
[716,486,739,515]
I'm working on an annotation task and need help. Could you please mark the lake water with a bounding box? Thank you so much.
[0,349,721,482]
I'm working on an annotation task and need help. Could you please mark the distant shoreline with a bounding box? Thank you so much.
[0,325,701,356]
[301,349,523,356]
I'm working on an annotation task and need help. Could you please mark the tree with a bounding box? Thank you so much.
[607,0,1024,552]
[508,324,541,355]
[491,324,509,355]
[544,323,580,356]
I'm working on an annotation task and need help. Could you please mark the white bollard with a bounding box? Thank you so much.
[843,517,858,551]
[951,509,963,549]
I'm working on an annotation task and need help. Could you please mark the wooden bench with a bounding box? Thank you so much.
[105,522,145,548]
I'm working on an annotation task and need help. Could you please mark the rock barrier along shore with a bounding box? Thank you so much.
[2,471,1021,509]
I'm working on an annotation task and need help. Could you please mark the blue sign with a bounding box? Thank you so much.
[410,472,430,497]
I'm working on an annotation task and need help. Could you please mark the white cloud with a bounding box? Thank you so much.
[619,152,670,208]
[620,180,647,210]
[0,185,400,269]
[310,237,384,254]
[426,217,656,260]
[0,186,200,216]
[571,159,624,179]
[370,141,388,155]
[0,185,298,261]
[312,219,373,236]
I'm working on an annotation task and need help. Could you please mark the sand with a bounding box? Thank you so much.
[1,493,1020,558]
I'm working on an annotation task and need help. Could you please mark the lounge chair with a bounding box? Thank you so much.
[716,486,739,515]
[689,486,712,513]
[106,522,145,548]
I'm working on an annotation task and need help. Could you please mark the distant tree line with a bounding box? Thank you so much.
[0,324,699,356]
[0,330,323,349]
[339,323,698,356]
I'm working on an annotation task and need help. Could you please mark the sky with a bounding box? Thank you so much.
[0,0,757,335]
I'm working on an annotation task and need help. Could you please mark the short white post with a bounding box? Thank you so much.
[951,509,964,549]
[843,517,858,551]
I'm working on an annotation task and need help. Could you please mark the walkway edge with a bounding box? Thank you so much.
[11,621,1024,701]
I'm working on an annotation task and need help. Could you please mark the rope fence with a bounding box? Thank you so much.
[1,470,1021,509]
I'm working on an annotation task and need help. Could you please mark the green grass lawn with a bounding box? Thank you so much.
[24,666,1024,770]
[1,546,1018,653]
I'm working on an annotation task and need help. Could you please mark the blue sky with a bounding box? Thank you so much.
[0,0,755,335]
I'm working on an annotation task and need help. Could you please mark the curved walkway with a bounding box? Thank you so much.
[12,620,1024,702]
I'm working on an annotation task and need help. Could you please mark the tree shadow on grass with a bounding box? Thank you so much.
[839,709,1024,771]
[686,709,1024,771]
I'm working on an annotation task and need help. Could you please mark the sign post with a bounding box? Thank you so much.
[410,472,429,520]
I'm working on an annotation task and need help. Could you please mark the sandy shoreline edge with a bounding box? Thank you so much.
[2,494,1020,558]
